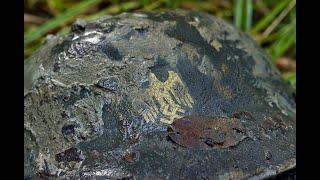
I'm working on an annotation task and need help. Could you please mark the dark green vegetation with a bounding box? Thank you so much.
[24,0,296,88]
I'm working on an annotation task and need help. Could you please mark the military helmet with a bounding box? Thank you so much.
[24,10,296,179]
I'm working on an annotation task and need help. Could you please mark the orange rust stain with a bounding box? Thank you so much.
[167,115,248,149]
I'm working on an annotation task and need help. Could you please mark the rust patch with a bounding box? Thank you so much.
[122,151,138,164]
[167,116,248,149]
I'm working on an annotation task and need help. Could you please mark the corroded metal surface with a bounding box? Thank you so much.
[167,116,248,149]
[24,10,296,179]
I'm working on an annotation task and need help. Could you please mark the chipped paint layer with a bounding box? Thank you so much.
[167,116,248,149]
[211,39,222,52]
[144,71,194,124]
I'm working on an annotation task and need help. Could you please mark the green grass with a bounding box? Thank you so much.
[251,0,291,34]
[24,0,103,47]
[267,19,296,60]
[234,0,253,32]
[24,0,296,88]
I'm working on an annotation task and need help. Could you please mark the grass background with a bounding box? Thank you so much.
[24,0,296,88]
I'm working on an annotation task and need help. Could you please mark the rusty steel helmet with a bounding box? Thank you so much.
[24,10,296,179]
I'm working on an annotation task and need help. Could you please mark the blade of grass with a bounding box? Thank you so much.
[261,0,295,39]
[234,0,253,32]
[268,20,296,60]
[251,0,291,34]
[234,0,244,29]
[143,0,164,11]
[164,0,183,8]
[261,17,295,44]
[245,0,253,32]
[257,31,282,44]
[24,0,103,47]
[85,1,141,21]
